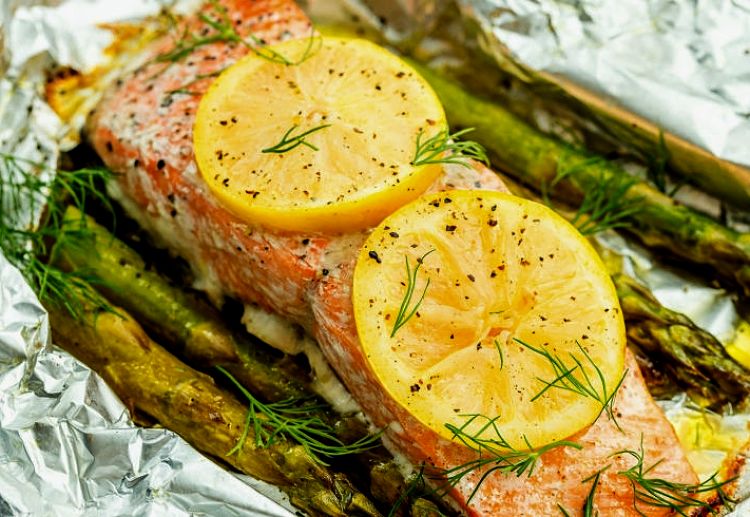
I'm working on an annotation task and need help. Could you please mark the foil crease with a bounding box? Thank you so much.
[0,254,294,516]
[456,0,750,168]
[0,1,293,515]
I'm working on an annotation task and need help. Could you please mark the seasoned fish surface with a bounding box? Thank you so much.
[89,0,698,514]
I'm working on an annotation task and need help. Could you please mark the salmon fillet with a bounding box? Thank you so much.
[88,0,699,514]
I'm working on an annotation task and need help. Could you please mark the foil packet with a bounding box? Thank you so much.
[1,0,749,515]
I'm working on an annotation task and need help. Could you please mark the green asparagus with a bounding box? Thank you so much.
[408,62,750,296]
[55,207,309,403]
[48,299,380,517]
[53,206,448,516]
[613,273,750,407]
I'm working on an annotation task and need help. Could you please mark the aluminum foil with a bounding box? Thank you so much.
[0,0,293,515]
[456,0,750,168]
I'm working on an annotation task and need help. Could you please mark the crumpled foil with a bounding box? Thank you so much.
[456,0,750,168]
[0,0,293,515]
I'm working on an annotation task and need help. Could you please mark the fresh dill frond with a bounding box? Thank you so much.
[647,131,669,194]
[0,153,117,320]
[494,339,504,371]
[441,413,581,502]
[388,463,428,517]
[411,127,489,169]
[166,69,225,96]
[514,338,627,430]
[217,366,382,464]
[545,152,643,236]
[154,0,320,73]
[614,435,736,516]
[390,249,435,337]
[582,466,609,517]
[261,124,332,154]
[570,172,643,236]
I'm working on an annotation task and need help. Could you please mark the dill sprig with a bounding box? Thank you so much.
[582,466,608,516]
[514,338,627,430]
[261,124,331,154]
[544,154,643,236]
[390,249,435,337]
[166,69,225,96]
[614,435,735,516]
[570,172,643,236]
[217,366,382,464]
[494,339,504,371]
[0,153,116,319]
[154,0,319,73]
[411,127,488,169]
[388,464,427,517]
[441,413,581,502]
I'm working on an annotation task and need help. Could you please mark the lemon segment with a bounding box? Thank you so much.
[193,37,446,233]
[353,190,626,449]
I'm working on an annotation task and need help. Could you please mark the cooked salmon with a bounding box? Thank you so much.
[88,0,699,514]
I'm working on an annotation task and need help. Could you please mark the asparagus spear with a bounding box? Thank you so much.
[497,171,750,406]
[54,206,309,403]
[47,299,381,517]
[408,61,750,296]
[53,206,447,516]
[613,272,750,406]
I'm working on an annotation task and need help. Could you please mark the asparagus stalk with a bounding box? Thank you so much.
[497,171,750,406]
[47,299,381,517]
[55,207,309,403]
[408,61,750,296]
[613,273,750,406]
[53,206,447,516]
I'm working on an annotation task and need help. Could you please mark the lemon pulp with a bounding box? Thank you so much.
[194,36,446,233]
[353,190,626,448]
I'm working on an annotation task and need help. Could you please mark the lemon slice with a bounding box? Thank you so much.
[194,36,446,233]
[353,190,626,449]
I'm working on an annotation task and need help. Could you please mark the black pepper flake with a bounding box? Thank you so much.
[322,268,330,276]
[105,141,113,153]
[488,219,498,227]
[389,231,399,238]
[467,274,475,282]
[368,250,382,263]
[410,384,420,393]
[301,238,310,245]
[520,258,530,266]
[445,224,457,232]
[157,159,166,170]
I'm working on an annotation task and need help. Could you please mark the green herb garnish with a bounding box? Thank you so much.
[514,338,627,430]
[217,366,381,464]
[0,153,116,320]
[390,249,435,337]
[614,435,735,516]
[442,413,581,503]
[261,124,331,154]
[411,127,488,169]
[155,0,320,72]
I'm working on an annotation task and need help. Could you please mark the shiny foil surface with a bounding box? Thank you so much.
[456,0,750,167]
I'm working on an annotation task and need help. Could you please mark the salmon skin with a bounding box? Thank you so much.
[88,0,699,514]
